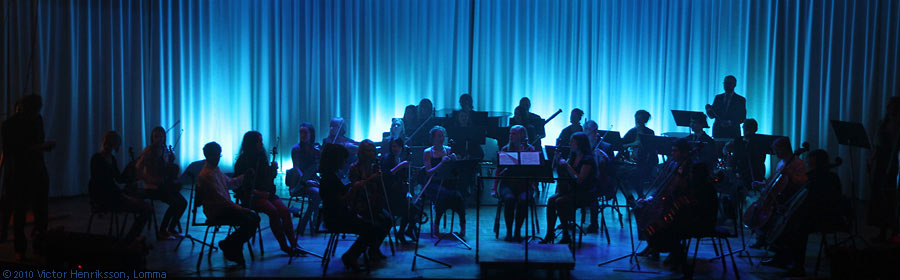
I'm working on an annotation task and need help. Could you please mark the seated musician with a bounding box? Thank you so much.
[492,125,537,242]
[512,97,545,151]
[423,126,466,237]
[88,131,153,244]
[747,137,808,248]
[348,140,391,261]
[556,109,584,148]
[621,110,658,197]
[685,115,717,171]
[289,122,321,235]
[408,99,436,146]
[581,120,612,233]
[323,117,359,182]
[763,149,844,276]
[380,137,415,243]
[196,142,260,266]
[319,144,389,271]
[540,132,597,244]
[136,126,187,240]
[234,131,301,255]
[635,139,704,268]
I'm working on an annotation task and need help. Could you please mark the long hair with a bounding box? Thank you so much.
[299,122,316,145]
[239,131,264,156]
[570,132,591,156]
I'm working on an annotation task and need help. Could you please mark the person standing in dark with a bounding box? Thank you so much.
[705,75,747,139]
[319,143,389,271]
[621,110,657,197]
[556,109,584,148]
[1,94,55,261]
[88,131,153,244]
[868,97,900,243]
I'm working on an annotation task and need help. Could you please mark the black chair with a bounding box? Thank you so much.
[813,215,853,276]
[315,209,370,275]
[174,180,257,271]
[86,201,127,238]
[684,226,740,279]
[493,196,540,240]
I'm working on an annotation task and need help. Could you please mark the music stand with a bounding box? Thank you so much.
[671,110,708,128]
[451,110,489,127]
[830,120,871,246]
[639,134,677,159]
[597,130,623,152]
[431,160,475,250]
[747,134,784,155]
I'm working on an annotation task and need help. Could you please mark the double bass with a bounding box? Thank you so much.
[743,142,810,232]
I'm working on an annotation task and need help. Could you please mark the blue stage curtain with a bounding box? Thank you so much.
[1,0,897,197]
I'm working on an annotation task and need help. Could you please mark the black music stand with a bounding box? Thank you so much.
[173,160,216,250]
[497,151,545,244]
[598,130,624,152]
[830,120,871,246]
[431,160,474,250]
[671,110,708,128]
[747,134,784,155]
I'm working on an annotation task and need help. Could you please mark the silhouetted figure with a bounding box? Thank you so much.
[764,150,844,277]
[511,98,544,149]
[289,122,322,236]
[348,140,392,262]
[323,117,358,182]
[541,132,597,244]
[493,125,536,242]
[1,94,55,261]
[197,142,260,266]
[621,110,658,197]
[706,75,747,139]
[868,97,900,243]
[319,143,389,271]
[136,126,187,241]
[88,131,152,243]
[423,126,466,237]
[381,137,414,243]
[556,109,584,148]
[234,131,301,255]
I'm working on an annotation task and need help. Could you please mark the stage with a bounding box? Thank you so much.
[0,177,863,279]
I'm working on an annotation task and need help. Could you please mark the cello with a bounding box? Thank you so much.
[743,142,810,232]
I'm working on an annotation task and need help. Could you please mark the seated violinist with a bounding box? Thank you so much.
[540,132,597,244]
[319,144,389,271]
[136,127,187,241]
[348,140,392,262]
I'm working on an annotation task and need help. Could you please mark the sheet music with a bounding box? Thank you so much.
[520,152,541,165]
[499,151,519,165]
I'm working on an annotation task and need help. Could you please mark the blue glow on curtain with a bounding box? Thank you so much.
[1,0,898,197]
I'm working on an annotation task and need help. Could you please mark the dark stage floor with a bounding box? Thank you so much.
[0,178,865,279]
